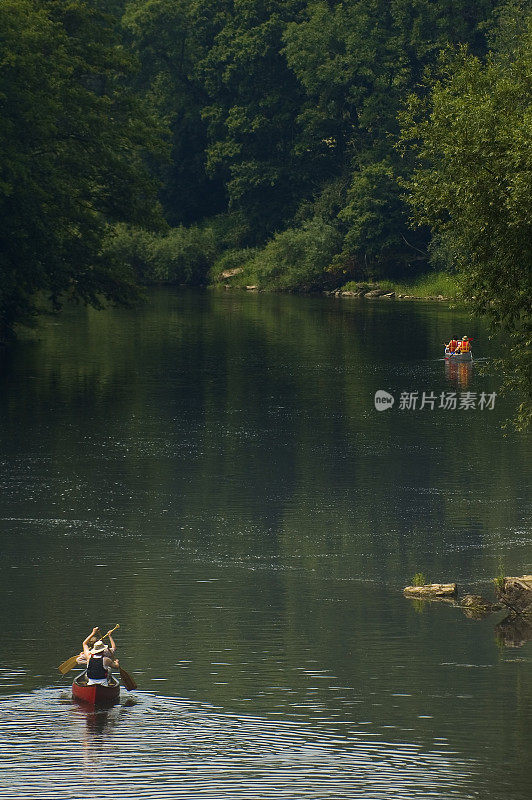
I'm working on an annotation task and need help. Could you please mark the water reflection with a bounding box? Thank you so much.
[0,290,530,800]
[73,701,133,769]
[496,615,532,648]
[445,359,473,388]
[78,706,112,767]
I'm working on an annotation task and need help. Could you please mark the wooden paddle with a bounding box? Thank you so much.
[91,625,138,690]
[57,624,120,674]
[118,664,137,692]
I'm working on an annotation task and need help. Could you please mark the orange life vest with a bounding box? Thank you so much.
[461,340,470,352]
[449,339,458,352]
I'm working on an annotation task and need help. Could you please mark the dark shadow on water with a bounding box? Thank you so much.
[496,614,532,648]
[84,708,111,735]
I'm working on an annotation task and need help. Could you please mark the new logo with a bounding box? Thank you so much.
[374,390,395,411]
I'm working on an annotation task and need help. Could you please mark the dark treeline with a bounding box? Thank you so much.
[0,0,530,422]
[116,0,500,287]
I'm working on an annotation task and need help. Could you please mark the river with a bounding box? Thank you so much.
[0,289,530,799]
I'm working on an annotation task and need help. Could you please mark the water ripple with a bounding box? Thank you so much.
[0,690,475,799]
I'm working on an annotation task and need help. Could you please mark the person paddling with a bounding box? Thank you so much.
[457,335,471,353]
[445,337,458,354]
[76,626,116,666]
[82,627,119,686]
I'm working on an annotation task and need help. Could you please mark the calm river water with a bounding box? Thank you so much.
[0,289,530,799]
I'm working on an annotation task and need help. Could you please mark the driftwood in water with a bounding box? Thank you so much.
[402,574,532,648]
[496,575,532,616]
[403,583,457,598]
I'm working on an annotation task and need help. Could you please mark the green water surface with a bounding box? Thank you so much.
[0,290,530,799]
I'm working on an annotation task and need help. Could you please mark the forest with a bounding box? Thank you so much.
[0,0,530,422]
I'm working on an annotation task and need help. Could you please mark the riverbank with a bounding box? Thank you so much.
[214,268,461,304]
[331,272,460,301]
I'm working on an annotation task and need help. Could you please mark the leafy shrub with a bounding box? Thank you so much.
[103,224,220,285]
[103,224,158,283]
[149,225,219,284]
[493,560,506,590]
[379,272,460,298]
[247,219,342,291]
[209,248,258,284]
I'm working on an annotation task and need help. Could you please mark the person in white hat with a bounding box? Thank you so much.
[81,627,119,685]
[76,626,116,666]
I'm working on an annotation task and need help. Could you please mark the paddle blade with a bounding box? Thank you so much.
[119,666,137,691]
[58,655,79,675]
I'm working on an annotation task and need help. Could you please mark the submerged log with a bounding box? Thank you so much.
[496,575,532,616]
[403,583,457,598]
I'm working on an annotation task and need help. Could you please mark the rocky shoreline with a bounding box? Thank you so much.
[216,269,458,302]
[220,282,454,303]
[324,285,451,302]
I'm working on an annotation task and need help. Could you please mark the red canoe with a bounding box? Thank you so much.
[72,675,120,706]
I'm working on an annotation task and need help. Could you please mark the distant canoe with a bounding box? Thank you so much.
[444,349,472,363]
[72,674,120,706]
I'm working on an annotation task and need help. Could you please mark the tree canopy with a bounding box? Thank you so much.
[0,0,164,338]
[120,0,499,266]
[399,5,532,427]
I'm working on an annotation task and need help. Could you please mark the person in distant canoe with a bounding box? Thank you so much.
[445,337,458,354]
[76,626,116,666]
[82,628,119,686]
[456,336,471,353]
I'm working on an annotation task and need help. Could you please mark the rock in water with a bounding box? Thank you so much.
[403,583,457,597]
[496,575,532,616]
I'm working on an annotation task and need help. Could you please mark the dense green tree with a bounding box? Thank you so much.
[0,0,163,339]
[337,160,427,278]
[122,0,227,226]
[116,0,499,276]
[283,0,498,273]
[123,0,313,241]
[196,0,309,241]
[399,4,532,427]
